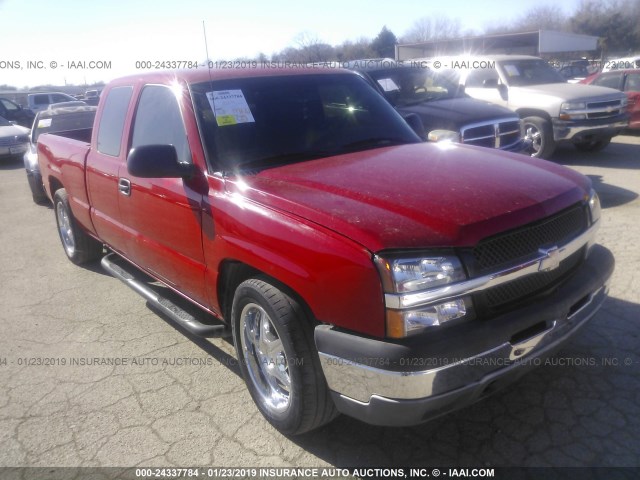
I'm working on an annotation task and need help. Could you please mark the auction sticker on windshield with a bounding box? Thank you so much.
[503,65,520,77]
[207,90,255,126]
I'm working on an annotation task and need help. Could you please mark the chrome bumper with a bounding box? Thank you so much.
[315,244,614,426]
[553,118,628,142]
[319,284,607,403]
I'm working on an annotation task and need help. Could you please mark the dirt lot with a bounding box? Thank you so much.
[0,136,638,470]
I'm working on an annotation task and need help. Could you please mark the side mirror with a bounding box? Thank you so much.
[127,145,197,178]
[497,84,508,101]
[402,112,426,140]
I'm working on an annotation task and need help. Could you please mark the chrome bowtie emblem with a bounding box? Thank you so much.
[538,246,561,272]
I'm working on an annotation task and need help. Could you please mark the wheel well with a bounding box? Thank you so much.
[516,109,552,122]
[49,176,64,197]
[217,260,316,325]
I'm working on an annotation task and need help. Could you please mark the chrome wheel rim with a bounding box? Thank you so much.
[56,201,76,256]
[524,124,542,156]
[239,303,291,413]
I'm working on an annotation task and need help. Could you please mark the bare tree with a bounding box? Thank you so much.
[402,15,461,43]
[291,31,335,62]
[484,5,569,34]
[335,38,376,61]
[514,5,569,31]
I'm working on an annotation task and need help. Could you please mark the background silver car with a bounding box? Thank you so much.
[0,116,29,161]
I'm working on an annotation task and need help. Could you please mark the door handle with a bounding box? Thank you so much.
[118,178,131,196]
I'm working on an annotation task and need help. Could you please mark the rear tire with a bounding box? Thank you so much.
[231,277,338,435]
[523,116,556,159]
[53,188,103,265]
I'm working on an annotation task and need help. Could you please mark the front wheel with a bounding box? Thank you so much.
[53,188,103,265]
[522,116,556,159]
[231,277,337,435]
[574,136,612,152]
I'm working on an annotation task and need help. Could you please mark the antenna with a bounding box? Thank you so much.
[202,20,216,116]
[202,20,212,74]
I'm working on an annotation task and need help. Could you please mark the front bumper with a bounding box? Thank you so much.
[552,114,628,142]
[0,144,28,159]
[315,244,614,427]
[499,138,529,153]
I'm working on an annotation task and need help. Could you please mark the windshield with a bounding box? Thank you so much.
[499,59,566,86]
[190,74,420,173]
[33,109,96,142]
[367,67,463,106]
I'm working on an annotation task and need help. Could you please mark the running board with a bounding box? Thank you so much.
[101,253,230,338]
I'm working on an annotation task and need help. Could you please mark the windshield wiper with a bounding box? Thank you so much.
[232,150,332,172]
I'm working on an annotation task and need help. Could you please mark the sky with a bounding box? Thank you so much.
[0,0,582,88]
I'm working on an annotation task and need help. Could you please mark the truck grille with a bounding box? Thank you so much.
[483,248,584,308]
[585,99,624,119]
[472,204,588,271]
[461,119,521,150]
[468,203,590,311]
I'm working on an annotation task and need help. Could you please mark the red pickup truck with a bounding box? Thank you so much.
[38,68,614,435]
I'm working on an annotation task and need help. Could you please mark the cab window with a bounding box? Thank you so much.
[592,73,623,90]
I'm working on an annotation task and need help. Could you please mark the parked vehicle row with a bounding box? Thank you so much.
[36,66,614,435]
[423,55,630,158]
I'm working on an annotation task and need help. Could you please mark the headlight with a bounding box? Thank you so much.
[376,255,466,293]
[588,188,601,224]
[621,96,629,108]
[561,101,586,111]
[427,129,460,143]
[375,254,474,337]
[559,102,587,120]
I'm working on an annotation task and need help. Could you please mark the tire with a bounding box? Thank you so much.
[522,116,556,159]
[574,136,612,152]
[27,172,49,205]
[53,188,103,265]
[231,277,337,435]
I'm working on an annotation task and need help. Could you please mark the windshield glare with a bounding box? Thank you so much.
[367,68,463,106]
[190,74,420,173]
[499,59,566,86]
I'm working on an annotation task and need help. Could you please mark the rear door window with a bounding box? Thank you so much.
[96,86,133,156]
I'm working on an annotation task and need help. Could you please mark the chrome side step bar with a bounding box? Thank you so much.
[101,253,230,338]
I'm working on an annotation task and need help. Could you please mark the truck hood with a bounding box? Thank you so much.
[398,97,518,132]
[226,143,590,252]
[509,83,626,112]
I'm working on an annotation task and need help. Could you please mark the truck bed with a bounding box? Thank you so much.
[37,130,95,235]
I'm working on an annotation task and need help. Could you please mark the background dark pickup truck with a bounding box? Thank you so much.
[351,61,527,152]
